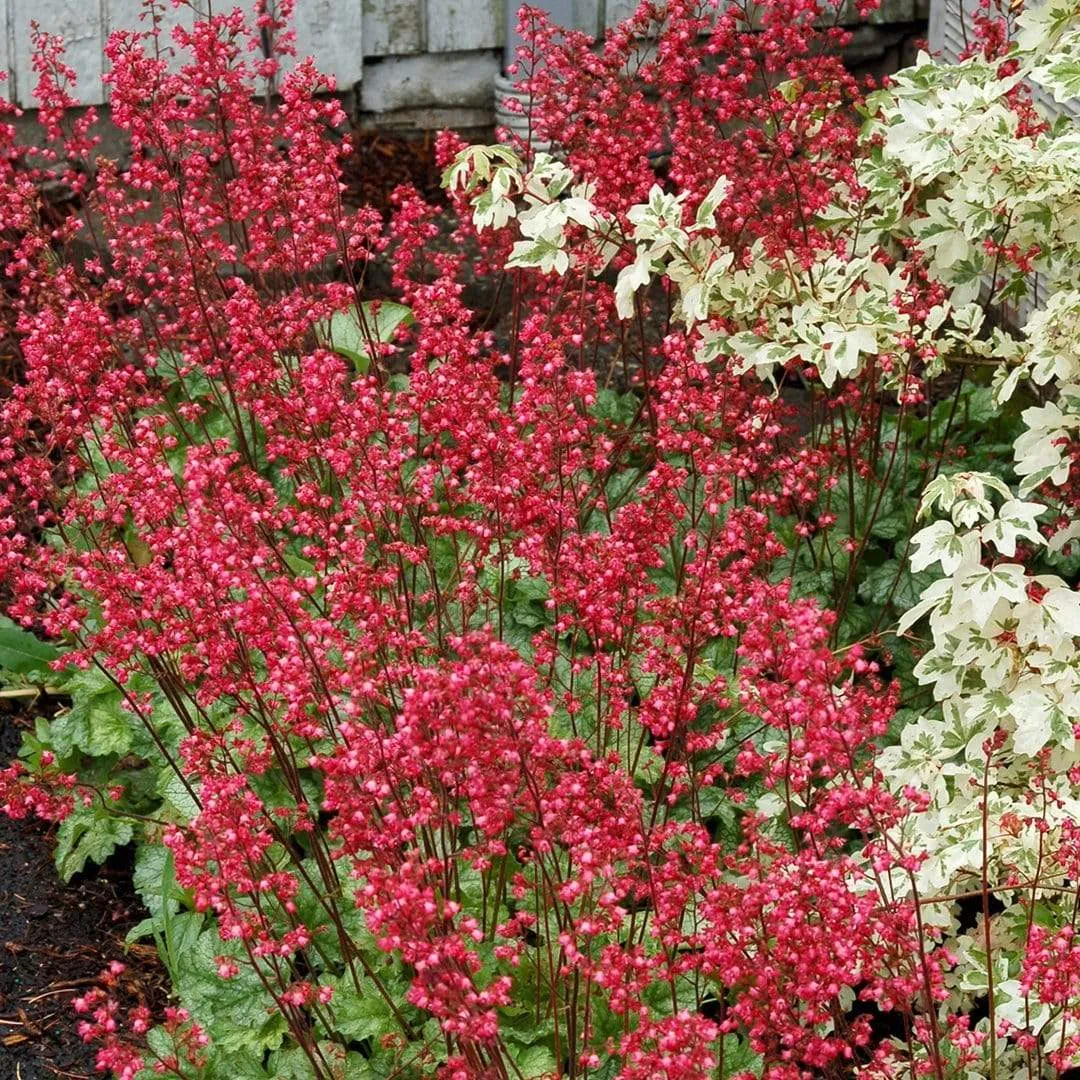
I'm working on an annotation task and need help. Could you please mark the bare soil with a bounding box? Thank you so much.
[0,707,163,1080]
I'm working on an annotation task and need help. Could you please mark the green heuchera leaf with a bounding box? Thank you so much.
[593,388,640,426]
[173,927,288,1055]
[55,804,134,881]
[156,769,200,822]
[719,1033,764,1076]
[138,1037,278,1080]
[0,617,60,676]
[269,1043,374,1079]
[316,302,413,373]
[46,668,133,759]
[868,509,911,541]
[324,979,404,1042]
[511,1043,559,1078]
[133,842,173,910]
[858,560,937,611]
[155,349,213,399]
[127,845,189,944]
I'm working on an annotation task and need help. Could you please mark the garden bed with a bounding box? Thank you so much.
[0,706,164,1080]
[1,2,1078,1078]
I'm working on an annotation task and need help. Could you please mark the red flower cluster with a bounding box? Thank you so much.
[506,0,871,265]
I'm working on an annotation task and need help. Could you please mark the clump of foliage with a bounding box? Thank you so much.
[0,0,1079,1077]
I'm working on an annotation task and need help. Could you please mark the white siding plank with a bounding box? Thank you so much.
[361,50,497,111]
[571,0,602,37]
[294,0,364,87]
[931,0,1079,122]
[426,0,502,52]
[505,0,596,67]
[11,0,105,106]
[363,0,423,56]
[928,0,1076,328]
[104,0,163,40]
[603,0,638,27]
[103,0,195,92]
[3,0,14,102]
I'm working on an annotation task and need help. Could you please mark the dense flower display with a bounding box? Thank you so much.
[0,0,1078,1077]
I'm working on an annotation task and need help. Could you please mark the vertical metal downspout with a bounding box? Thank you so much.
[496,0,575,150]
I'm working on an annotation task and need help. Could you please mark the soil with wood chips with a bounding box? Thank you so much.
[0,705,165,1080]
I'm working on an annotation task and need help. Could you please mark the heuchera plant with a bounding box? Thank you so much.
[0,0,1079,1077]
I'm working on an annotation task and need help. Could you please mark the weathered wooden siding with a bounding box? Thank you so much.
[369,0,635,57]
[930,0,1080,125]
[2,0,932,120]
[929,0,1075,325]
[364,0,424,56]
[2,0,363,104]
[0,0,671,106]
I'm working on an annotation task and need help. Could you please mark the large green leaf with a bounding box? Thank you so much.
[858,559,937,611]
[269,1043,374,1079]
[156,768,200,821]
[0,617,60,676]
[47,669,134,758]
[129,844,190,939]
[140,1034,277,1080]
[54,804,134,881]
[316,302,413,373]
[173,926,288,1055]
[324,980,402,1042]
[511,1044,558,1078]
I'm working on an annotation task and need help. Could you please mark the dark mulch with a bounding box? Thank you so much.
[341,127,449,213]
[0,708,164,1080]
